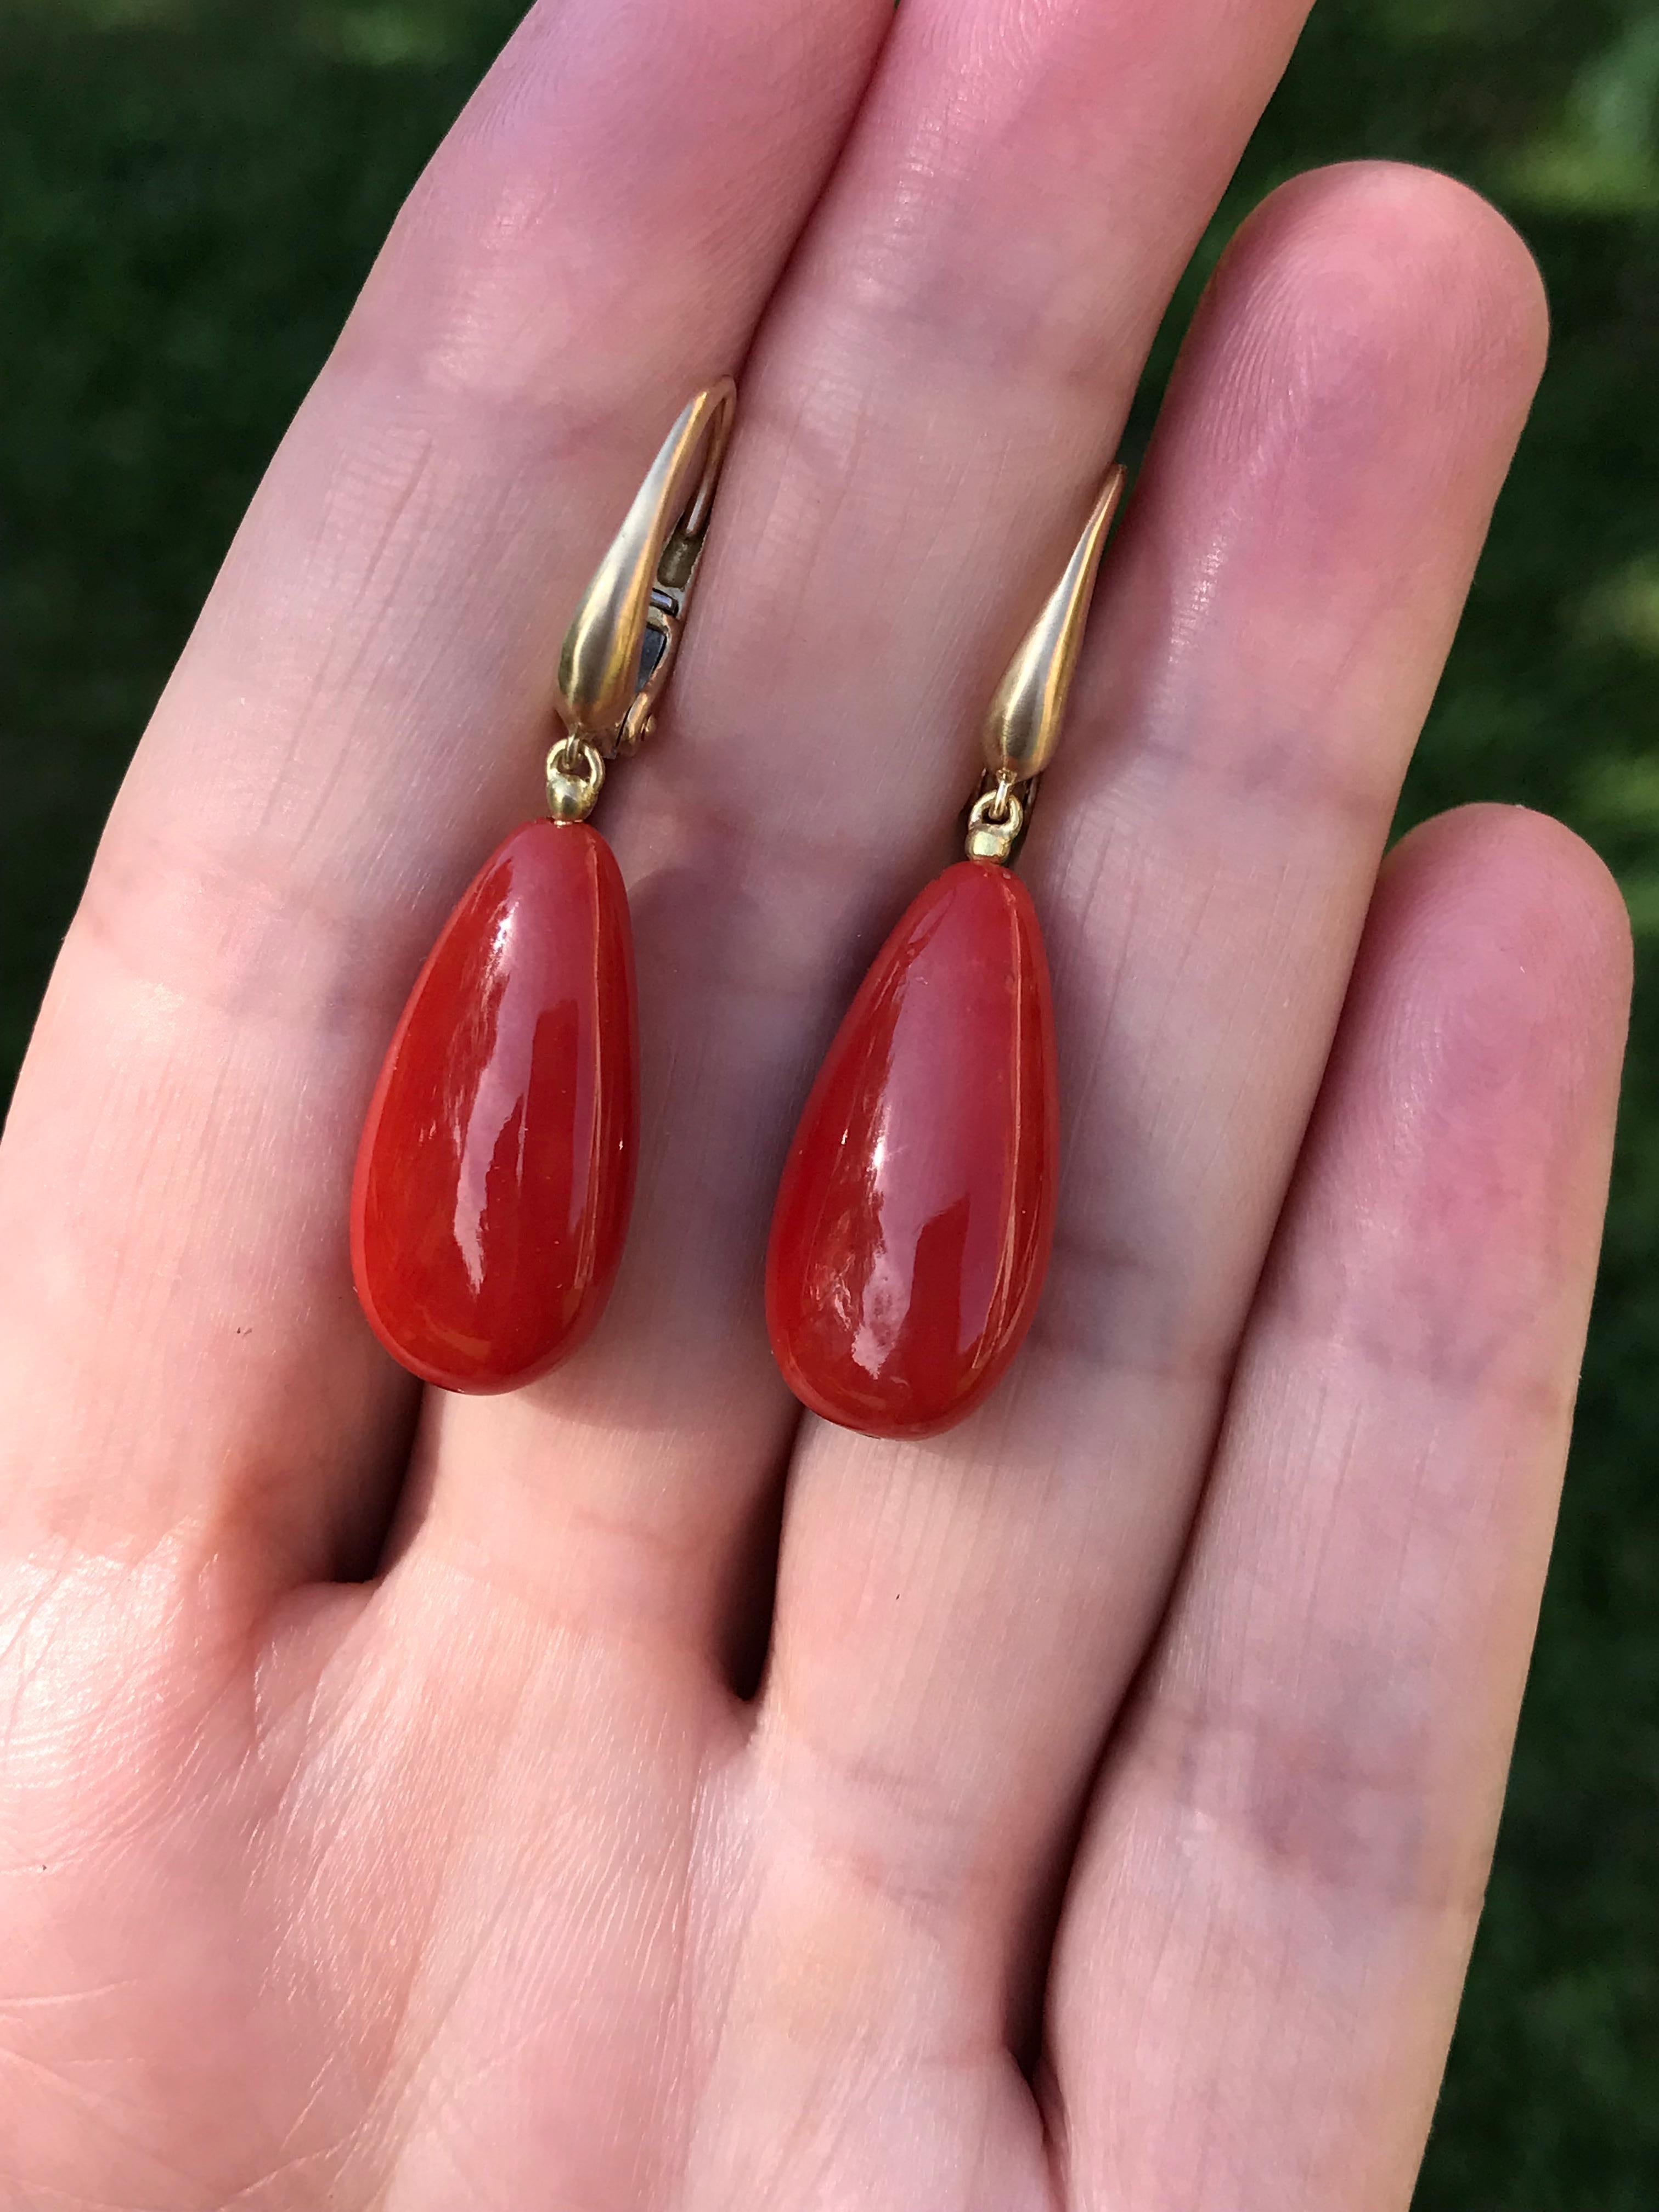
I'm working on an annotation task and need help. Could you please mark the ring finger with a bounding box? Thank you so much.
[727,163,1549,2177]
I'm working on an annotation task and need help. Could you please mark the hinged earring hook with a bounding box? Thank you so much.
[555,379,737,761]
[968,463,1126,862]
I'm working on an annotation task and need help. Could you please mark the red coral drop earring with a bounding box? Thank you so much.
[352,382,736,1393]
[766,465,1126,1439]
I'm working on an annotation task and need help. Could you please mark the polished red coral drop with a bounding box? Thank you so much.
[766,860,1058,1440]
[352,820,637,1393]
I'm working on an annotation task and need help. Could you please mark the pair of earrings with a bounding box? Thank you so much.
[352,383,1122,1440]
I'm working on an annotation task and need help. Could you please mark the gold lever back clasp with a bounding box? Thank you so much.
[967,462,1127,863]
[548,380,737,819]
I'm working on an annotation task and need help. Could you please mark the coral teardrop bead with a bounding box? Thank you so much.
[352,820,637,1393]
[766,861,1058,1440]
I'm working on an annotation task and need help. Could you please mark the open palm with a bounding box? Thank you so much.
[0,1,1630,2205]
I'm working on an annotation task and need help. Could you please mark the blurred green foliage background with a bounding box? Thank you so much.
[0,0,1654,2198]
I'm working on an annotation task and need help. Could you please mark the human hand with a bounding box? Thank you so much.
[0,1,1630,2204]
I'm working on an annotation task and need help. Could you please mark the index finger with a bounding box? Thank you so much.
[0,0,892,1585]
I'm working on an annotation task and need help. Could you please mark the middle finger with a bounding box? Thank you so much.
[426,0,1323,1651]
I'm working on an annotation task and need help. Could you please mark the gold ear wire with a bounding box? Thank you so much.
[555,379,737,758]
[983,465,1125,783]
[968,464,1126,863]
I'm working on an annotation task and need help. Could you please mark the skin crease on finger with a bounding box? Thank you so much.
[0,12,1632,2212]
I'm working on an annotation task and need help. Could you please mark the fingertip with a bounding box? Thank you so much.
[1292,803,1632,1387]
[1381,803,1633,1070]
[1177,159,1549,481]
[1246,160,1547,380]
